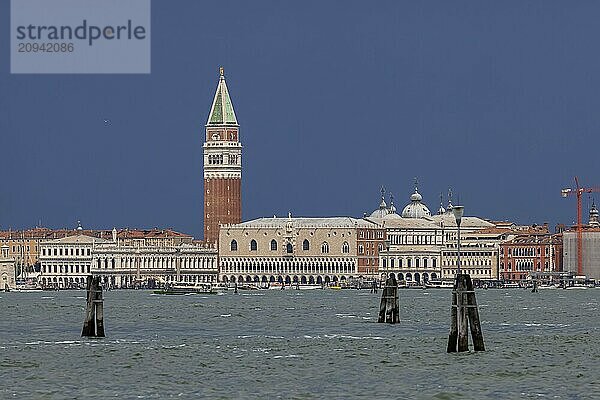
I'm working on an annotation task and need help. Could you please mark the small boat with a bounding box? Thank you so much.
[565,285,589,290]
[537,284,560,290]
[328,285,342,290]
[212,282,229,293]
[501,283,521,289]
[297,284,323,290]
[13,284,43,292]
[153,282,215,295]
[424,280,454,289]
[236,283,260,291]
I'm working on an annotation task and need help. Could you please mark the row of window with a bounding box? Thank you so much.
[388,234,442,245]
[5,245,37,252]
[359,230,384,239]
[500,261,548,271]
[222,264,355,274]
[501,247,548,256]
[42,247,91,257]
[207,154,239,165]
[230,239,350,254]
[41,264,91,274]
[445,269,491,276]
[95,258,216,269]
[443,258,491,266]
[443,251,494,257]
[383,258,437,269]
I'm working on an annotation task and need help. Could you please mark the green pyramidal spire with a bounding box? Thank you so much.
[207,67,238,125]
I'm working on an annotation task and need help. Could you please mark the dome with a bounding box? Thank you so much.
[369,190,398,218]
[401,187,431,219]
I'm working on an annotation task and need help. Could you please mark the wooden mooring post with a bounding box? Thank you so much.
[531,279,539,293]
[377,275,399,324]
[82,276,105,338]
[447,273,484,352]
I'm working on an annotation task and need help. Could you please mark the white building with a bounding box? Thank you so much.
[39,233,108,288]
[367,190,444,283]
[1,245,16,290]
[39,227,218,289]
[371,184,495,283]
[92,240,218,288]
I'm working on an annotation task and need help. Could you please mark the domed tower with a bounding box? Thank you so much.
[369,187,397,218]
[589,200,599,227]
[203,67,242,244]
[401,179,431,219]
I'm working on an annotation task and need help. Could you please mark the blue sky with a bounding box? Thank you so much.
[2,1,600,238]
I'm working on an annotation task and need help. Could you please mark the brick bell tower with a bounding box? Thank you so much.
[203,67,242,244]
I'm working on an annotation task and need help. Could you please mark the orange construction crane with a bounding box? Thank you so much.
[561,177,600,276]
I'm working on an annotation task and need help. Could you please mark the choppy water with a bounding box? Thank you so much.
[1,288,599,399]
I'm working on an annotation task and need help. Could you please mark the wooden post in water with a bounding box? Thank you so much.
[531,279,538,293]
[447,273,484,352]
[377,274,399,324]
[82,276,105,338]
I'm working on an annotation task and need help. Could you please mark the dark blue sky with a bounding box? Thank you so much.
[2,1,600,238]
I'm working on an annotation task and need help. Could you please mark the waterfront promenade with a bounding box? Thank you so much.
[1,289,598,399]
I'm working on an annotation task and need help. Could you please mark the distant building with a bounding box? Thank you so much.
[218,215,384,285]
[0,227,74,271]
[39,232,108,288]
[442,227,506,281]
[499,225,563,282]
[0,245,16,290]
[203,68,242,244]
[92,228,218,288]
[367,188,444,284]
[563,202,600,281]
[370,185,495,283]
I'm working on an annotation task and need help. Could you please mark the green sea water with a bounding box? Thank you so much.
[1,288,598,399]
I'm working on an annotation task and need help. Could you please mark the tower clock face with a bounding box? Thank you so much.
[212,133,220,141]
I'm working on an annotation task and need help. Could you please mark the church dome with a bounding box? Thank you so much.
[401,187,431,219]
[369,189,398,218]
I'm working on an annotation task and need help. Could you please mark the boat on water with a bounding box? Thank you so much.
[501,282,521,289]
[13,283,43,292]
[537,284,560,290]
[296,284,323,290]
[424,280,454,289]
[153,282,215,295]
[328,285,342,290]
[212,282,229,293]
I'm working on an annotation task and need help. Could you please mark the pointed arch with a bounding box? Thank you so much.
[342,241,350,254]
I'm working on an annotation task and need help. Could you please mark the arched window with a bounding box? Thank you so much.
[321,242,329,254]
[286,243,293,253]
[250,239,257,251]
[230,240,238,251]
[303,239,310,251]
[342,242,350,254]
[270,239,277,251]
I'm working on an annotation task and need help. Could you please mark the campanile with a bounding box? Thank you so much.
[203,67,242,244]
